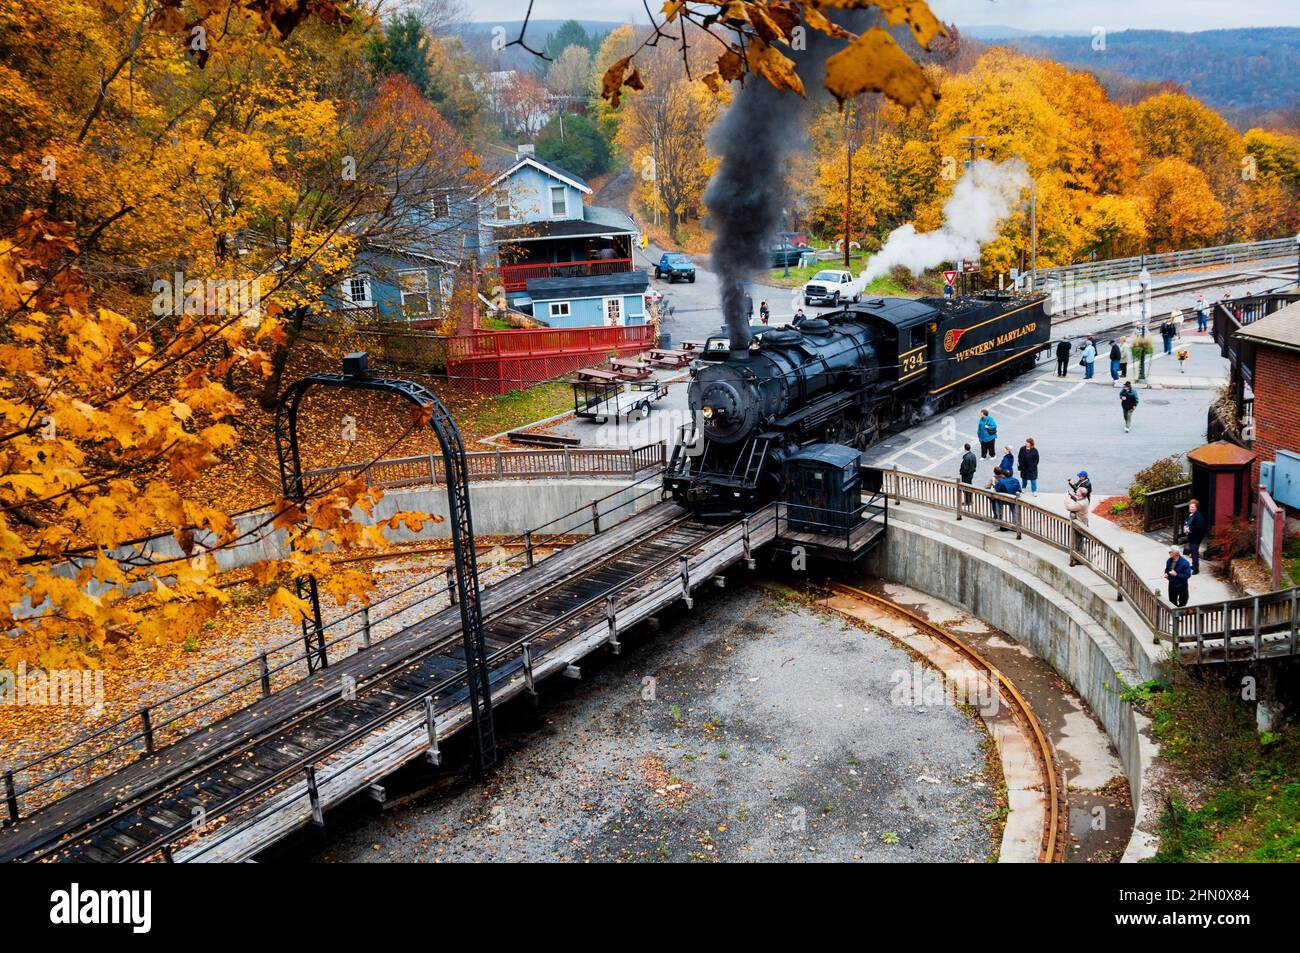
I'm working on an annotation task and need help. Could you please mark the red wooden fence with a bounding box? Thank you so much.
[447,324,656,395]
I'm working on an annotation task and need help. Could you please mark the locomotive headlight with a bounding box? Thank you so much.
[701,405,714,420]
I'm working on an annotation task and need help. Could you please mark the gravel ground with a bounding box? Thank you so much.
[285,586,1000,863]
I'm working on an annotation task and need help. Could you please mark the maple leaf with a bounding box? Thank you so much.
[824,27,938,108]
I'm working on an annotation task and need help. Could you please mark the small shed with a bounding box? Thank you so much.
[1187,440,1257,531]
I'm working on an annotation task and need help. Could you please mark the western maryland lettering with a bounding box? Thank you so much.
[953,322,1038,363]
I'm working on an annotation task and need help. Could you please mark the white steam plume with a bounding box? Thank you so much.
[861,158,1031,282]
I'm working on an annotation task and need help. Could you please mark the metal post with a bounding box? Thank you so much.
[428,453,437,485]
[258,652,271,697]
[424,696,441,765]
[521,641,537,698]
[3,770,18,825]
[360,605,372,649]
[606,595,621,654]
[1013,494,1022,539]
[140,707,155,757]
[445,565,456,605]
[305,765,324,826]
[680,556,693,609]
[524,529,534,568]
[742,517,755,569]
[591,499,600,534]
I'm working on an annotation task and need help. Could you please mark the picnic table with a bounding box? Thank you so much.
[573,367,622,383]
[679,339,708,351]
[647,348,693,368]
[609,357,653,380]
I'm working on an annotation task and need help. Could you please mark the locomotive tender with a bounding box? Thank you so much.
[665,291,1052,517]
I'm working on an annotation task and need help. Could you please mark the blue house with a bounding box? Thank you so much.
[331,246,456,323]
[479,145,647,328]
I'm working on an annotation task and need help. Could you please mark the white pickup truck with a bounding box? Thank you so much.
[801,269,866,307]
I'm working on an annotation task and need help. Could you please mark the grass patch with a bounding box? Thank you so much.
[455,380,573,440]
[1135,669,1300,862]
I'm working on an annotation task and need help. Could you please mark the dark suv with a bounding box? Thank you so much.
[655,252,696,283]
[770,242,810,269]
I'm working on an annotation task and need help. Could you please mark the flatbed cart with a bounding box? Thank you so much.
[571,377,668,424]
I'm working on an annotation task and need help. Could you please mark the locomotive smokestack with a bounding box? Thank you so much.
[705,14,860,361]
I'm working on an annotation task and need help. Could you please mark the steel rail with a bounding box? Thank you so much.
[9,508,702,863]
[826,583,1063,864]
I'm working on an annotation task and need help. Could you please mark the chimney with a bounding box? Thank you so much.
[516,144,535,160]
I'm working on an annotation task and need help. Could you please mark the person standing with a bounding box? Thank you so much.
[792,308,807,326]
[1119,381,1139,432]
[977,409,998,458]
[1055,339,1071,377]
[959,443,978,503]
[745,293,754,321]
[1108,340,1122,381]
[1160,313,1177,354]
[1184,499,1207,574]
[1017,438,1040,495]
[1196,294,1208,333]
[1081,339,1096,380]
[992,468,1021,528]
[759,300,770,325]
[1165,545,1192,607]
[1065,471,1091,525]
[999,445,1015,476]
[1119,337,1132,378]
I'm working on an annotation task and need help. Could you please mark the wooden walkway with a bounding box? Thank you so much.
[0,502,778,863]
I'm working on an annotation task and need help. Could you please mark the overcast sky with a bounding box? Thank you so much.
[463,0,1300,32]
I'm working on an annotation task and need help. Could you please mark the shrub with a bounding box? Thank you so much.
[1205,516,1255,561]
[1127,454,1188,507]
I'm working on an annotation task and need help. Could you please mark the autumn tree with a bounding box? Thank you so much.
[1138,157,1226,251]
[546,45,594,100]
[0,1,468,666]
[613,41,727,240]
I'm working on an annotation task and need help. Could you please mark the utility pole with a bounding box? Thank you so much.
[960,135,987,171]
[844,99,853,269]
[1030,181,1038,291]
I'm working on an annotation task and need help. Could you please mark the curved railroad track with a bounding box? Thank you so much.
[824,583,1065,863]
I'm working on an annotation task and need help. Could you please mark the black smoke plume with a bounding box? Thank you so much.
[704,19,858,358]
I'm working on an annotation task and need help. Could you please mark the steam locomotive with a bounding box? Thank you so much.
[665,291,1052,517]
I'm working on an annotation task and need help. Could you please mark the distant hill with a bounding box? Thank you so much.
[997,28,1300,123]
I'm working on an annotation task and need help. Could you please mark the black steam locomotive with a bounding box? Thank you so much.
[665,291,1051,517]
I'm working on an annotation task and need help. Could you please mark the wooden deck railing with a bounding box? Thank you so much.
[292,443,666,490]
[1142,482,1194,533]
[879,467,1300,664]
[499,257,634,292]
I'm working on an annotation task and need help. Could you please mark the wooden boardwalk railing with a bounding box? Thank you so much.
[880,468,1300,665]
[257,443,666,491]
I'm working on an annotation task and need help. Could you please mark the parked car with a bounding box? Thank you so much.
[802,269,865,306]
[654,252,696,283]
[770,242,811,269]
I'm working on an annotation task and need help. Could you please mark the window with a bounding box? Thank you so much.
[344,276,370,305]
[431,192,452,218]
[604,297,622,326]
[398,270,430,315]
[910,325,926,348]
[495,189,510,221]
[548,301,571,318]
[550,186,566,217]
